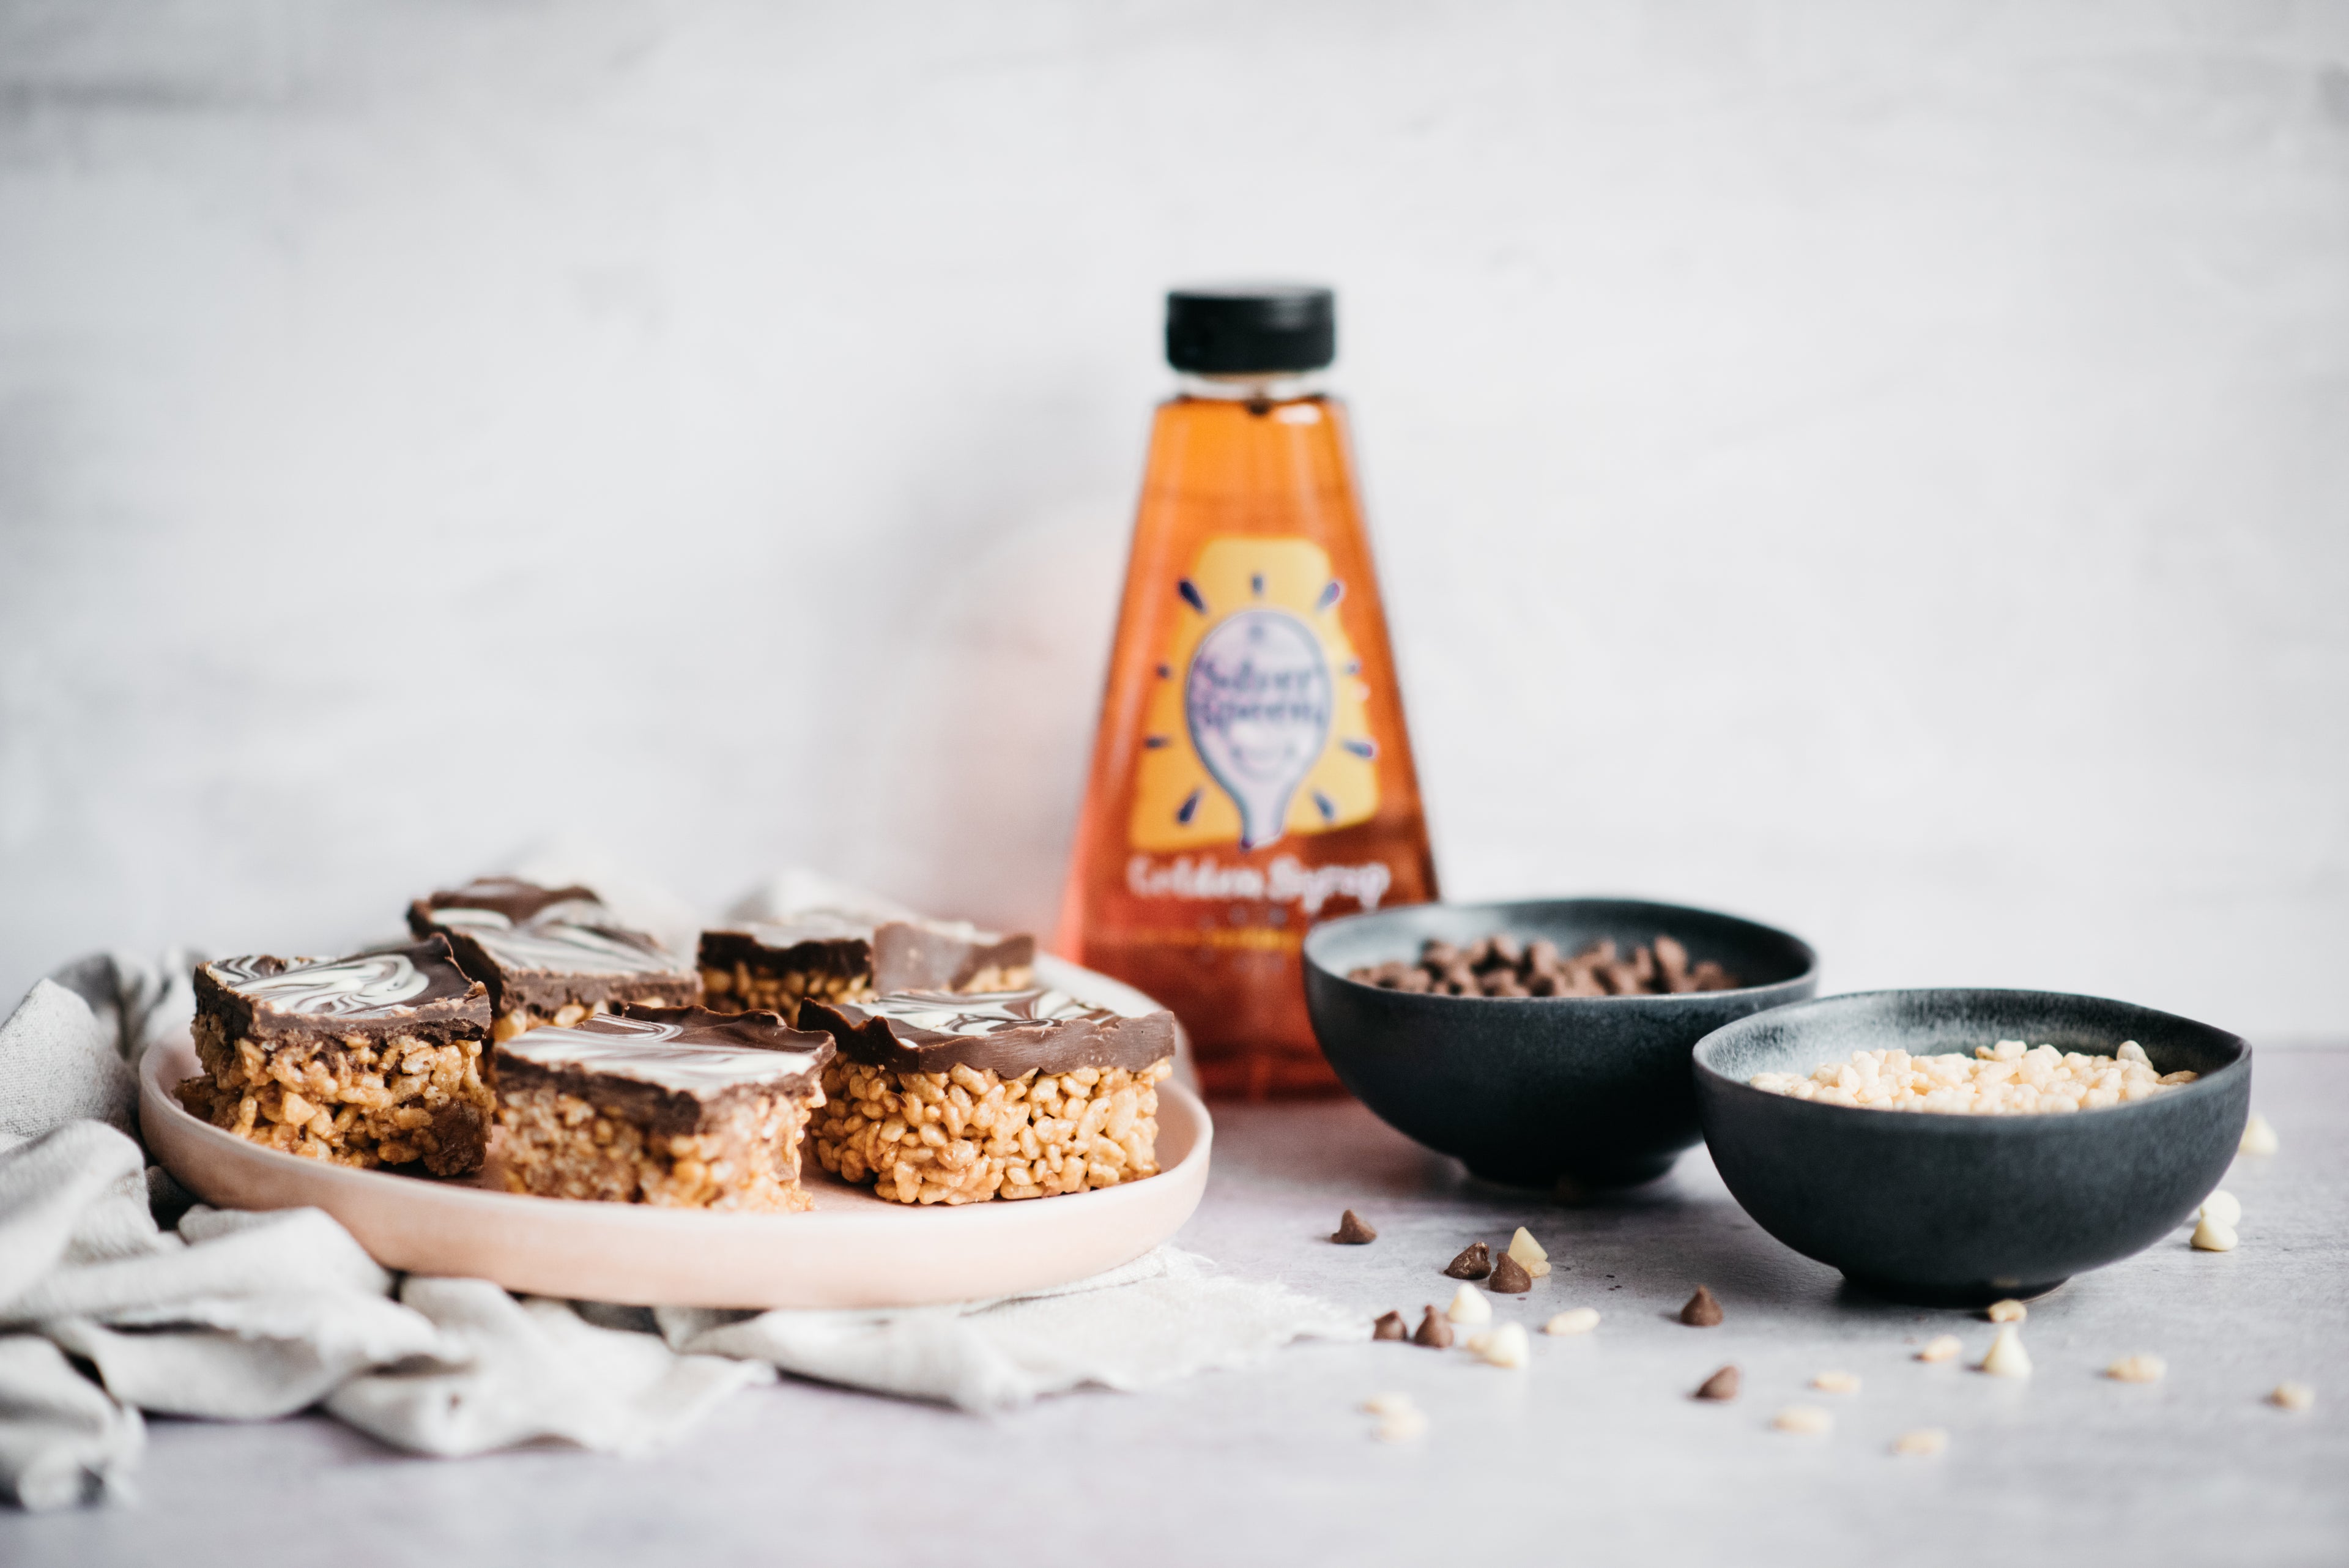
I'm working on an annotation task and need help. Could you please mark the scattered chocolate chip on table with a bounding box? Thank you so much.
[1444,1241,1493,1279]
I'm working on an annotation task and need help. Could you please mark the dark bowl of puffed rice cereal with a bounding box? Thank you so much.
[1693,988,2251,1304]
[1302,897,1817,1189]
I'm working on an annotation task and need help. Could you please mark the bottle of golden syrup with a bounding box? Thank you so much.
[1056,285,1438,1099]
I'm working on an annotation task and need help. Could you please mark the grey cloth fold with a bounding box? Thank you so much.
[0,943,1357,1513]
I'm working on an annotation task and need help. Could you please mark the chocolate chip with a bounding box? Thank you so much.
[1333,1209,1378,1244]
[1488,1253,1533,1293]
[1413,1306,1453,1348]
[1694,1365,1740,1401]
[1443,1242,1493,1280]
[1380,933,1737,1000]
[1373,1310,1408,1342]
[1680,1285,1724,1326]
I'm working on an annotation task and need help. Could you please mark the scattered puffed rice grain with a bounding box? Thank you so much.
[1544,1308,1600,1336]
[1363,1391,1427,1441]
[1447,1284,1491,1326]
[1917,1335,1962,1364]
[1892,1428,1948,1457]
[1980,1324,2032,1379]
[1812,1370,1861,1395]
[2106,1354,2165,1384]
[2191,1215,2238,1252]
[1772,1405,1833,1436]
[2239,1113,2279,1156]
[1507,1226,1552,1277]
[1986,1298,2027,1323]
[2200,1190,2241,1228]
[1466,1322,1531,1369]
[2271,1383,2315,1413]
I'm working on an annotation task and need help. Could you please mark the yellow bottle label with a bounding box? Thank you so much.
[1127,537,1379,853]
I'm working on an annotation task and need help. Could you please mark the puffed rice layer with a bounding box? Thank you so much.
[177,1013,492,1175]
[812,1057,1171,1205]
[492,1082,818,1211]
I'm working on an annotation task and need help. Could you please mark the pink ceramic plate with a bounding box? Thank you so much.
[139,968,1212,1309]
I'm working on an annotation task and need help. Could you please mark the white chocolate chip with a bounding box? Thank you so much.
[2191,1214,2238,1252]
[1361,1392,1416,1418]
[1772,1405,1833,1436]
[1506,1226,1552,1277]
[1980,1324,2032,1379]
[1986,1298,2027,1324]
[2106,1354,2165,1384]
[2271,1383,2314,1413]
[1543,1307,1600,1336]
[2200,1190,2241,1228]
[1811,1370,1861,1395]
[2238,1112,2280,1156]
[1466,1322,1530,1369]
[1446,1284,1491,1326]
[1917,1334,1962,1363]
[1892,1427,1948,1457]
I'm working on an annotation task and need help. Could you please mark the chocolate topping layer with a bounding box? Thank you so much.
[409,877,601,931]
[195,936,489,1042]
[699,912,1035,992]
[409,877,694,1016]
[799,989,1177,1078]
[494,1006,833,1137]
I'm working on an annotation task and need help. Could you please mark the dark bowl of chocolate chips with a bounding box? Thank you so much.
[1301,897,1817,1190]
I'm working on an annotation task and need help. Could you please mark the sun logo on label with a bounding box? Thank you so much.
[1128,538,1379,852]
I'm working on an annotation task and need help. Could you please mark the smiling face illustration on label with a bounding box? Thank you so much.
[1184,610,1332,850]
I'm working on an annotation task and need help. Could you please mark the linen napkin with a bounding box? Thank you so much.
[0,957,1361,1512]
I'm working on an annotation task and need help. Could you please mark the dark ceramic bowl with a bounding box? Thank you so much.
[1302,898,1818,1189]
[1693,989,2251,1305]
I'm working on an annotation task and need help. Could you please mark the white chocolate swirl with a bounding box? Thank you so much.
[502,1013,823,1093]
[458,921,685,977]
[860,989,1106,1037]
[207,953,432,1017]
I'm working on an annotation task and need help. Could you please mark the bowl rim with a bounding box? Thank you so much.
[1301,894,1820,1006]
[1690,985,2252,1132]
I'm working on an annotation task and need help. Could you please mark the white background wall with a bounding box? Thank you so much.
[2,1,2343,1039]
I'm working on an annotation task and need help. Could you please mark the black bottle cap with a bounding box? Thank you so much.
[1165,284,1335,374]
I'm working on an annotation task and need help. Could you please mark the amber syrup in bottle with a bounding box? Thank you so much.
[1056,286,1438,1099]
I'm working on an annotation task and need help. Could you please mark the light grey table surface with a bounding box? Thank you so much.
[8,1050,2344,1568]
